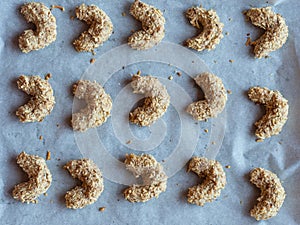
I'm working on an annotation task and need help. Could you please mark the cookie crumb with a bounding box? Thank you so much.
[245,37,252,46]
[44,193,48,196]
[99,207,106,212]
[90,58,96,64]
[204,129,209,133]
[225,165,231,169]
[229,59,234,63]
[39,135,43,140]
[225,32,229,35]
[176,71,182,77]
[51,5,65,11]
[168,76,173,80]
[45,73,52,80]
[126,140,132,144]
[227,89,232,94]
[122,12,126,16]
[70,16,75,20]
[46,151,51,161]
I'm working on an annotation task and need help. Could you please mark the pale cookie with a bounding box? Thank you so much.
[129,73,170,126]
[187,157,226,206]
[128,0,165,50]
[185,6,224,51]
[244,7,288,58]
[71,80,112,132]
[73,4,113,52]
[16,75,55,122]
[19,2,57,53]
[64,159,104,209]
[123,154,167,203]
[186,72,227,121]
[250,168,286,220]
[12,152,52,203]
[248,87,288,139]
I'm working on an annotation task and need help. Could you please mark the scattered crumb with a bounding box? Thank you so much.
[240,200,243,205]
[70,16,75,20]
[39,135,43,140]
[90,58,96,64]
[278,141,282,145]
[51,5,65,11]
[45,73,52,80]
[56,123,60,127]
[46,151,51,160]
[256,139,264,143]
[122,12,126,16]
[126,140,132,144]
[204,129,209,133]
[227,90,232,94]
[99,207,106,212]
[176,71,182,77]
[168,76,173,80]
[245,37,252,46]
[247,33,250,36]
[136,70,141,76]
[92,50,96,55]
[211,141,216,145]
[225,165,231,169]
[228,18,232,21]
[34,199,38,204]
[229,59,234,63]
[213,60,217,64]
[57,158,61,161]
[225,32,229,35]
[44,193,48,196]
[122,66,125,70]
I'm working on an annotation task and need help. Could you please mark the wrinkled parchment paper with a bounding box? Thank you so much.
[0,0,299,224]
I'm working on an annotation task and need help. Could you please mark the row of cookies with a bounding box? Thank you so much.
[18,1,288,58]
[15,72,289,140]
[12,151,285,221]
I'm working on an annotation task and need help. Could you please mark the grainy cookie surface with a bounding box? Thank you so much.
[129,74,170,126]
[187,157,226,206]
[12,152,52,203]
[186,72,227,121]
[128,0,165,50]
[64,159,104,209]
[244,7,288,58]
[248,87,288,139]
[123,154,167,203]
[250,168,286,220]
[73,4,113,52]
[71,80,112,132]
[185,6,224,51]
[19,2,57,53]
[16,75,55,122]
